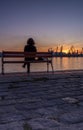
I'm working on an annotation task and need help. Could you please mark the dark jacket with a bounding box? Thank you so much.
[24,44,37,61]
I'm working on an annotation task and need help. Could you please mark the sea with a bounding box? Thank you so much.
[0,57,83,73]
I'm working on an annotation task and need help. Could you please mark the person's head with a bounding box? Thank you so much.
[27,38,35,45]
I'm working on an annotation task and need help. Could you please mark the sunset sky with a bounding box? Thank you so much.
[0,0,83,52]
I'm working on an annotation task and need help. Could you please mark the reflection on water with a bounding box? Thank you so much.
[0,57,83,73]
[54,57,83,71]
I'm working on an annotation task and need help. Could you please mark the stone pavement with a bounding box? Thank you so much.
[0,70,83,130]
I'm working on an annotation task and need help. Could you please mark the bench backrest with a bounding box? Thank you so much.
[2,51,53,58]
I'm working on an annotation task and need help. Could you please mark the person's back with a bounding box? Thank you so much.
[24,44,37,52]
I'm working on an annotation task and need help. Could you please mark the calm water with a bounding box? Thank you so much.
[0,57,83,73]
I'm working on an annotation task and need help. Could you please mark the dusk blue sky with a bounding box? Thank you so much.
[0,0,83,52]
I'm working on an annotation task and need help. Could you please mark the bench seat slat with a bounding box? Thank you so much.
[3,60,52,64]
[3,55,52,58]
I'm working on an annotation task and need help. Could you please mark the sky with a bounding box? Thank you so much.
[0,0,83,52]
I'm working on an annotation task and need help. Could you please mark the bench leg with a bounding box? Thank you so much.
[2,63,4,74]
[47,62,49,72]
[47,62,54,72]
[27,63,30,73]
[51,62,54,72]
[2,57,4,74]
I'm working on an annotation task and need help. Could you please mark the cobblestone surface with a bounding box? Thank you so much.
[0,70,83,130]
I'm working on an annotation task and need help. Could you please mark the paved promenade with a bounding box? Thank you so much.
[0,70,83,130]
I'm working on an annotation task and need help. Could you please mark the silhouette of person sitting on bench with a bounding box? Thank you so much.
[22,38,37,72]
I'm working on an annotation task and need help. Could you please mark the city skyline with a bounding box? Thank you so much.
[0,0,83,52]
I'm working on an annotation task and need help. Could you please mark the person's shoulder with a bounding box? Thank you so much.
[24,45,29,51]
[25,45,28,48]
[33,45,36,48]
[25,45,28,47]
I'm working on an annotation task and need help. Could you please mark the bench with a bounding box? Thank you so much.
[1,51,54,74]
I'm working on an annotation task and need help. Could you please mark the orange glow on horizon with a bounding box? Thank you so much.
[63,49,69,54]
[0,40,83,53]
